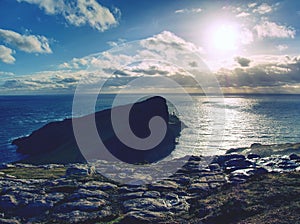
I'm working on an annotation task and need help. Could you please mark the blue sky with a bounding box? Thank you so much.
[1,0,300,94]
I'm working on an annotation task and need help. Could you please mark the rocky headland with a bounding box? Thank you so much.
[13,96,183,165]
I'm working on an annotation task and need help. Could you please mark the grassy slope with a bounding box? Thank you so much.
[191,172,300,224]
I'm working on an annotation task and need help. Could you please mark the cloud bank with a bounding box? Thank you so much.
[217,55,300,93]
[1,31,300,94]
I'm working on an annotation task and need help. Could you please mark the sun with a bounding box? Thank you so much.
[211,23,239,52]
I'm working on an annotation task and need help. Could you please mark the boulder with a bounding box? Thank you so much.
[247,153,261,159]
[250,143,262,148]
[212,154,246,167]
[15,199,53,218]
[290,153,300,160]
[225,158,253,168]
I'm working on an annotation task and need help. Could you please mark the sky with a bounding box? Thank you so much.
[1,0,300,94]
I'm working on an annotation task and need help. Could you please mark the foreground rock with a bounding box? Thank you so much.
[0,151,299,223]
[13,96,183,165]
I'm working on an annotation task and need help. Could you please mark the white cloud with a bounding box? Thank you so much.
[0,71,14,76]
[17,0,120,32]
[253,3,273,14]
[107,38,126,47]
[175,8,202,14]
[236,12,250,17]
[140,31,202,54]
[248,3,257,8]
[0,45,15,64]
[277,44,288,52]
[0,29,52,53]
[58,57,89,69]
[254,21,296,39]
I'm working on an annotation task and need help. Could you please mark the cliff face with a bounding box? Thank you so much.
[13,96,183,165]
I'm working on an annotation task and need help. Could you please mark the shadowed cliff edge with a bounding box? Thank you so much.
[12,96,184,165]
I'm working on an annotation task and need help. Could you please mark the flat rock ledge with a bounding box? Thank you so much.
[0,153,300,224]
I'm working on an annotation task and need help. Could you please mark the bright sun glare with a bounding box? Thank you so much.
[212,23,239,52]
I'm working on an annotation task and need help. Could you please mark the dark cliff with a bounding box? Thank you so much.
[13,96,184,165]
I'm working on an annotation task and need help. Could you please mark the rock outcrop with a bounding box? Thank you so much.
[0,152,300,223]
[12,96,183,165]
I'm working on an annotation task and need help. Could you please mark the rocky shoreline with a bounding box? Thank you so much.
[0,146,300,223]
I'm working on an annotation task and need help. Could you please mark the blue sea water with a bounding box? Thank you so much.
[0,94,300,163]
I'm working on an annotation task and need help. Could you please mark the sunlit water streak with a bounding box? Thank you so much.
[0,94,299,163]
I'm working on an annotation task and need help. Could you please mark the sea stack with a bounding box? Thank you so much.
[13,96,184,165]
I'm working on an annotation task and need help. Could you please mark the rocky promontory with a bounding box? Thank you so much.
[0,144,300,223]
[13,96,183,165]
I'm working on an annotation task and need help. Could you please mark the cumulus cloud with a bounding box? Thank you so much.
[140,31,202,55]
[235,56,251,67]
[255,21,296,39]
[0,29,52,53]
[253,3,272,14]
[17,0,120,32]
[58,57,89,69]
[0,45,15,64]
[236,12,250,17]
[175,8,202,14]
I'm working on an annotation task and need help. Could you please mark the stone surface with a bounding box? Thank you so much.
[55,198,107,213]
[0,195,19,211]
[0,150,299,223]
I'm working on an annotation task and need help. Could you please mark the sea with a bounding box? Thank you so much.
[0,94,300,163]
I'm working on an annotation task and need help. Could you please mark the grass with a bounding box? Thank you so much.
[189,172,300,224]
[0,167,66,179]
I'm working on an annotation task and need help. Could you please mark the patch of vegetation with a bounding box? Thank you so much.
[0,167,66,179]
[189,172,300,224]
[96,215,125,224]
